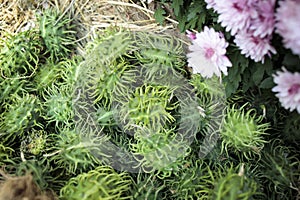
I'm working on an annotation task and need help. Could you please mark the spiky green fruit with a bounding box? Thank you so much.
[131,173,167,200]
[117,84,178,133]
[59,165,132,200]
[38,9,76,61]
[166,159,213,200]
[0,30,43,78]
[259,139,300,199]
[221,104,269,159]
[43,127,104,175]
[42,85,74,127]
[130,127,191,178]
[211,165,260,200]
[0,93,42,143]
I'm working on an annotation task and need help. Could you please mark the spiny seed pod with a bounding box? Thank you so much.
[131,173,167,200]
[88,58,137,108]
[133,32,186,79]
[166,159,213,200]
[0,93,42,144]
[59,165,132,200]
[220,104,269,159]
[43,127,104,175]
[82,30,137,108]
[42,85,74,127]
[15,159,51,191]
[211,164,260,200]
[117,84,178,133]
[259,139,300,199]
[130,127,191,178]
[0,30,43,79]
[38,9,76,61]
[33,61,66,94]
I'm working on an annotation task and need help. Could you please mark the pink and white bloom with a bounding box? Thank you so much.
[249,0,276,38]
[272,68,300,114]
[275,0,300,56]
[204,0,216,9]
[214,0,258,35]
[187,26,232,78]
[234,31,276,63]
[186,30,196,40]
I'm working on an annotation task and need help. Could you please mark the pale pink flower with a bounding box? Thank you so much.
[186,30,196,40]
[204,0,216,9]
[234,31,276,63]
[272,68,300,114]
[249,0,276,38]
[275,0,300,56]
[214,0,258,35]
[187,26,232,78]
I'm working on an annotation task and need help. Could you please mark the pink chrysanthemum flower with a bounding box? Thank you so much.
[249,0,276,38]
[272,68,300,114]
[186,30,196,40]
[187,26,232,78]
[204,0,216,9]
[234,31,276,63]
[275,0,300,56]
[215,0,258,35]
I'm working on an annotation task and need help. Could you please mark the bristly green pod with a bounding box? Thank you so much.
[42,84,75,127]
[33,56,83,95]
[131,173,168,200]
[220,103,270,159]
[43,127,105,175]
[59,165,132,200]
[0,30,43,79]
[88,58,137,108]
[130,127,191,178]
[133,32,186,79]
[258,139,300,199]
[38,9,76,62]
[0,93,42,144]
[81,31,137,108]
[15,159,52,190]
[117,83,178,133]
[166,159,213,200]
[33,61,66,94]
[210,164,261,200]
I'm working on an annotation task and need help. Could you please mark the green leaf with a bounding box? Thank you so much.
[259,77,275,89]
[172,0,184,16]
[282,52,300,68]
[154,7,166,25]
[224,49,250,97]
[252,64,265,85]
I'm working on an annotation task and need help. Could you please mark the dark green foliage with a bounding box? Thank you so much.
[1,2,300,198]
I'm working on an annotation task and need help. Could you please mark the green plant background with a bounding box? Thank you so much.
[0,1,299,199]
